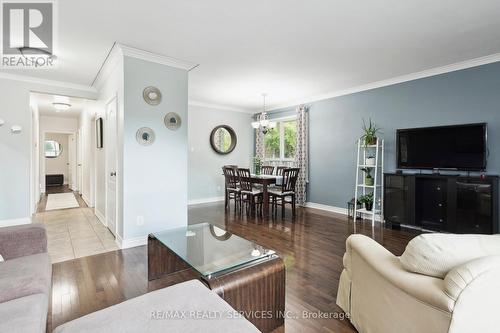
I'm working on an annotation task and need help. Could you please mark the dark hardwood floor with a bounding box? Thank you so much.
[49,203,419,332]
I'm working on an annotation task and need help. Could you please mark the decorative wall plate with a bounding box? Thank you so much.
[143,86,162,105]
[136,127,155,146]
[164,112,182,130]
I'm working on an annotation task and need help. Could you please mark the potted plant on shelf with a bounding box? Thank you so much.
[361,167,374,186]
[358,193,374,211]
[253,156,263,175]
[365,155,375,166]
[361,118,381,146]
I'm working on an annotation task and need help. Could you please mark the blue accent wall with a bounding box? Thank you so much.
[270,62,500,208]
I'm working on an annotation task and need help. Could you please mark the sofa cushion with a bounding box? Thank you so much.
[0,293,48,333]
[54,279,260,333]
[400,234,500,278]
[0,253,52,303]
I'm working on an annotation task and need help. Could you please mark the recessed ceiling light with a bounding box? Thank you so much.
[52,102,71,111]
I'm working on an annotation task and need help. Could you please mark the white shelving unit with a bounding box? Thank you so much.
[354,139,384,226]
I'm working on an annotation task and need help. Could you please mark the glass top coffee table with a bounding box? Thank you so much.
[147,222,285,333]
[150,222,276,278]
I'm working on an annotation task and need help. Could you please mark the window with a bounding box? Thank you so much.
[44,140,62,158]
[264,118,297,161]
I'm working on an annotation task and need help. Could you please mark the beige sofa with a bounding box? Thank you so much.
[0,224,52,333]
[337,234,500,333]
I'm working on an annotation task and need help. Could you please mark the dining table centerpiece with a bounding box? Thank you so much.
[254,156,263,175]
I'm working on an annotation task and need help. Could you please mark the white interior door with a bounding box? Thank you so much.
[68,134,77,190]
[106,99,117,236]
[77,129,83,193]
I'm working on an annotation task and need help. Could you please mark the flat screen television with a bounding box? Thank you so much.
[397,123,487,171]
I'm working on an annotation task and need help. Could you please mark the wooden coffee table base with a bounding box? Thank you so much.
[148,235,285,333]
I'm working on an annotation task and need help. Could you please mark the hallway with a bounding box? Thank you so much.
[35,203,118,263]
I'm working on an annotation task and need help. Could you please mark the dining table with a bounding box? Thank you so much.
[249,174,282,218]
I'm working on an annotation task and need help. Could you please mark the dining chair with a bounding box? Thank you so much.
[222,166,240,211]
[274,166,288,188]
[261,166,275,175]
[237,168,263,217]
[269,168,300,219]
[276,166,287,176]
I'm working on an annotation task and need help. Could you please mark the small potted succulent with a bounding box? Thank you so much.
[361,118,381,146]
[253,156,263,175]
[365,155,376,166]
[361,167,374,186]
[358,193,374,211]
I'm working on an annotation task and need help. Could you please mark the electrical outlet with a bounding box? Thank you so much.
[217,185,221,192]
[136,216,144,226]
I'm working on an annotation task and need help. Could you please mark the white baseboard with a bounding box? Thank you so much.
[94,209,106,226]
[305,202,382,222]
[81,194,93,208]
[188,196,225,206]
[0,217,31,228]
[116,234,147,249]
[305,202,348,215]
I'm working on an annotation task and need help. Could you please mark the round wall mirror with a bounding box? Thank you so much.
[143,86,162,105]
[136,127,156,146]
[44,140,63,158]
[164,112,182,130]
[210,125,237,154]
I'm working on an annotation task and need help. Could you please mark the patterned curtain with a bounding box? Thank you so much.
[295,105,308,206]
[255,114,265,160]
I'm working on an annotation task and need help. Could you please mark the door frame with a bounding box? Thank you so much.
[41,130,77,192]
[104,96,118,236]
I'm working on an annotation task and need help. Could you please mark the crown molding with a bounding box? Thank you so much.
[188,100,254,114]
[92,43,123,90]
[118,43,199,71]
[0,71,97,94]
[269,52,500,111]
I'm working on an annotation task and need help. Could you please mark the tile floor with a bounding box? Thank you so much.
[34,207,119,263]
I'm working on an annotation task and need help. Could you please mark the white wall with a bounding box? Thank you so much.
[0,76,96,222]
[39,115,79,192]
[122,56,189,240]
[44,133,70,184]
[188,105,253,203]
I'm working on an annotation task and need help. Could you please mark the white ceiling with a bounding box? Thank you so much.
[4,0,500,111]
[32,92,86,118]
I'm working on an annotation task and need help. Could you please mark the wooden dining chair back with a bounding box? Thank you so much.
[223,166,239,189]
[282,168,300,193]
[222,166,240,211]
[269,168,300,219]
[276,166,287,176]
[237,168,263,217]
[237,168,253,192]
[261,166,275,175]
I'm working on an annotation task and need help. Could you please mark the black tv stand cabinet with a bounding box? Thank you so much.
[384,173,499,234]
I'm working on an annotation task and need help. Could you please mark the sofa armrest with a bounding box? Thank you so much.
[445,255,500,301]
[0,224,47,260]
[345,234,455,313]
[446,256,500,333]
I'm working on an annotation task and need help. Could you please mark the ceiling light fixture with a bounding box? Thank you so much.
[52,102,72,111]
[251,94,276,134]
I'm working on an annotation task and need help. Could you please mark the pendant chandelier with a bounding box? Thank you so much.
[251,94,276,134]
